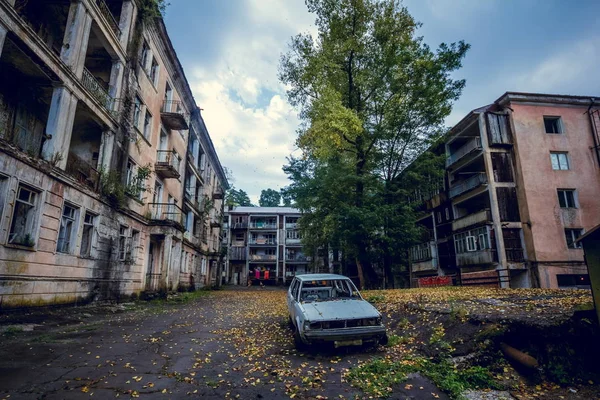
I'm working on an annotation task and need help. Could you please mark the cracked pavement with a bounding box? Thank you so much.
[0,288,446,400]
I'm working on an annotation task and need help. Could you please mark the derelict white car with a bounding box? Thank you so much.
[287,273,388,348]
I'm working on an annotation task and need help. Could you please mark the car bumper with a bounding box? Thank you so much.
[303,326,387,344]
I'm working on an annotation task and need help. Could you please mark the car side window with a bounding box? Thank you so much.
[291,279,299,300]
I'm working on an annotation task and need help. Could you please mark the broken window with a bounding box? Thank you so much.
[80,212,96,257]
[151,58,160,87]
[143,111,152,140]
[557,189,576,208]
[9,185,39,246]
[550,152,569,170]
[141,41,150,71]
[129,230,140,262]
[497,187,521,222]
[454,227,490,254]
[544,116,563,134]
[57,203,78,254]
[486,113,512,145]
[119,225,128,261]
[564,229,583,249]
[133,96,143,130]
[491,152,514,182]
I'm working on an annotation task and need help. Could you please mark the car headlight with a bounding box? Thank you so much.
[303,320,311,331]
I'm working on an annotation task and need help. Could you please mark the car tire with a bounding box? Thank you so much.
[379,334,389,346]
[293,323,307,351]
[288,316,294,329]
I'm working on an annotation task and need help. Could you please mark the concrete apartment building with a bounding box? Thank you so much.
[223,207,310,286]
[409,92,600,289]
[0,0,227,308]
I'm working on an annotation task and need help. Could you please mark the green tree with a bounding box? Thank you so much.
[280,189,293,207]
[225,187,253,207]
[259,189,281,207]
[279,0,468,288]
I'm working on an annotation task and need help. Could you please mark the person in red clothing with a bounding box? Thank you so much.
[264,270,270,280]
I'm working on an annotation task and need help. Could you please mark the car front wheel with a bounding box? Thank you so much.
[292,322,307,350]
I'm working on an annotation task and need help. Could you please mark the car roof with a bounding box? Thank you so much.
[295,274,350,281]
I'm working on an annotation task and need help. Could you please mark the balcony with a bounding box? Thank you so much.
[452,209,492,231]
[82,67,114,114]
[286,237,302,245]
[184,188,203,213]
[229,247,247,261]
[95,0,121,39]
[148,203,184,227]
[249,239,277,246]
[212,187,224,200]
[161,100,189,130]
[410,241,438,273]
[449,173,487,199]
[249,254,277,262]
[446,137,482,168]
[456,249,497,267]
[286,254,308,263]
[210,219,222,228]
[65,152,100,191]
[231,222,248,230]
[249,223,277,230]
[285,223,298,229]
[155,150,181,179]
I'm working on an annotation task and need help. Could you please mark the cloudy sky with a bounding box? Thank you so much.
[164,0,600,204]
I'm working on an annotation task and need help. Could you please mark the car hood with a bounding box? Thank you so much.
[300,299,380,322]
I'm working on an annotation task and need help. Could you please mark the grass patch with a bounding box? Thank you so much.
[346,357,501,399]
[366,294,386,304]
[2,326,24,338]
[386,334,411,347]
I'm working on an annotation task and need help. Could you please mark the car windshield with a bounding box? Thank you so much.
[299,279,361,302]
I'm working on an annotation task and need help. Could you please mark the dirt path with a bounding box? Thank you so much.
[0,288,447,400]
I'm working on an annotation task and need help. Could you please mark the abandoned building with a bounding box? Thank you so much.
[0,0,227,308]
[224,207,316,286]
[409,92,600,289]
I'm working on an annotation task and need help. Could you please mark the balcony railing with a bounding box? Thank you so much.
[410,241,435,262]
[286,254,308,262]
[212,187,224,200]
[286,237,302,245]
[446,137,482,168]
[82,67,113,113]
[456,249,497,267]
[249,223,277,230]
[250,254,277,261]
[155,150,181,179]
[231,222,248,229]
[285,223,298,229]
[161,100,189,130]
[148,203,184,226]
[66,152,100,191]
[449,173,487,198]
[452,209,492,231]
[506,248,525,262]
[96,0,121,38]
[228,247,247,260]
[249,239,277,245]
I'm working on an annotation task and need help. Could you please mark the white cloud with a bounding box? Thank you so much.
[187,0,314,204]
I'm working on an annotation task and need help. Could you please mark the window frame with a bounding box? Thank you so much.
[557,189,577,209]
[80,211,97,258]
[56,202,80,254]
[564,229,583,249]
[143,110,153,141]
[133,95,143,130]
[8,184,41,248]
[119,225,129,261]
[550,152,570,170]
[543,116,563,134]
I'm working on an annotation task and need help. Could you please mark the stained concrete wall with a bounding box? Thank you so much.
[510,102,600,287]
[0,150,148,308]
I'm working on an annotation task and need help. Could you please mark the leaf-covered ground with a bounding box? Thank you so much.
[0,287,597,400]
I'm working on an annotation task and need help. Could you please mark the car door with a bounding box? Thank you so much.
[287,278,298,317]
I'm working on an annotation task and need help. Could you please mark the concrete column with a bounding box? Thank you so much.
[99,130,115,170]
[41,86,78,169]
[0,22,8,58]
[162,235,173,290]
[61,1,92,78]
[479,114,510,288]
[108,60,124,100]
[118,0,136,49]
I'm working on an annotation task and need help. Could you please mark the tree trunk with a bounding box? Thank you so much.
[356,257,366,290]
